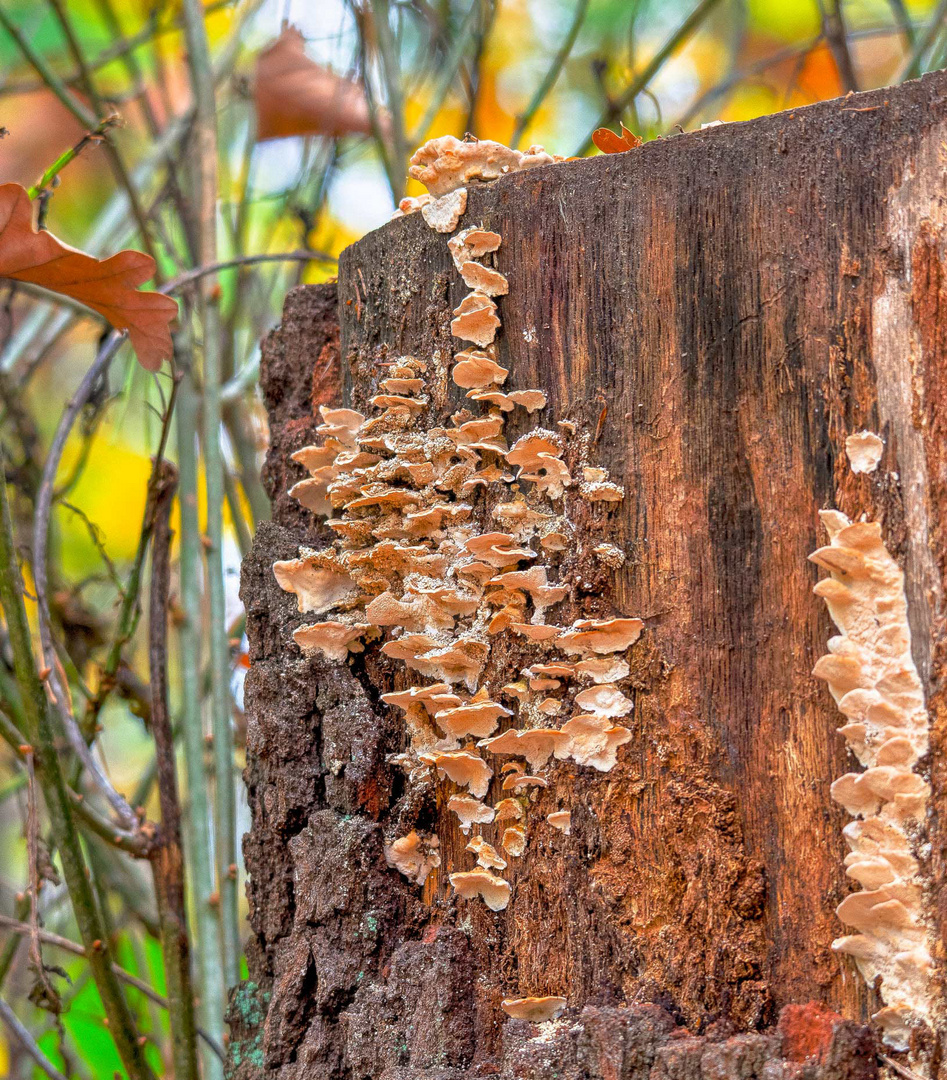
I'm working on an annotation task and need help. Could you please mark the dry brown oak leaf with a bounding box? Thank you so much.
[0,183,177,371]
[591,124,643,155]
[254,26,376,141]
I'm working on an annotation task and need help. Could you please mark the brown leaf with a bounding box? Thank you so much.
[254,26,375,142]
[591,123,643,155]
[0,183,176,370]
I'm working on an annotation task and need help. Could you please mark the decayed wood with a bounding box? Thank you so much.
[233,70,947,1079]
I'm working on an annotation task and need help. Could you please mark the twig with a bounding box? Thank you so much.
[0,457,155,1080]
[409,0,481,147]
[0,708,147,855]
[174,336,226,1079]
[886,0,916,48]
[163,249,336,293]
[371,0,408,202]
[147,461,200,1080]
[82,372,179,737]
[27,114,121,200]
[29,333,139,831]
[511,0,590,148]
[879,1055,928,1080]
[181,0,242,1003]
[0,8,98,129]
[0,0,237,99]
[0,995,68,1080]
[899,0,947,80]
[817,0,858,92]
[0,914,225,1061]
[573,0,724,157]
[43,0,161,268]
[23,751,54,1008]
[463,0,498,135]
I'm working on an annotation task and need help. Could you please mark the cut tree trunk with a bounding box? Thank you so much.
[230,70,947,1080]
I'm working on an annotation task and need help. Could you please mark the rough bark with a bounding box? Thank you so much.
[231,71,947,1079]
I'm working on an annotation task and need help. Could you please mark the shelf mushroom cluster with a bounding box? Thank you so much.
[274,134,636,1024]
[810,510,933,1050]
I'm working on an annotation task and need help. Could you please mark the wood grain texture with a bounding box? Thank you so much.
[234,70,947,1079]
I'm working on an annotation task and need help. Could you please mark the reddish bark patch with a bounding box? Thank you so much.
[778,1002,843,1062]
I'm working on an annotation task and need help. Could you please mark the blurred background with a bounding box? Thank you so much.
[0,0,943,1075]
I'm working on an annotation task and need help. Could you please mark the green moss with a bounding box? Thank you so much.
[229,982,266,1070]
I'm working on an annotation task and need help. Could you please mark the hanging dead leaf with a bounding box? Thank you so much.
[0,183,176,370]
[254,26,376,142]
[591,123,642,155]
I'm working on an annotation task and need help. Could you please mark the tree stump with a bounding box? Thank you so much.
[231,69,947,1080]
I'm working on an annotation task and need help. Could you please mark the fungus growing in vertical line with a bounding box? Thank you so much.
[561,715,632,772]
[547,811,571,835]
[451,292,501,347]
[449,868,512,911]
[293,621,372,662]
[385,831,441,886]
[459,261,509,296]
[448,226,502,271]
[845,430,884,474]
[277,132,649,943]
[448,795,496,834]
[555,618,643,655]
[421,749,493,799]
[500,996,567,1022]
[273,555,357,614]
[573,684,633,718]
[420,187,467,232]
[809,509,933,1049]
[452,350,509,390]
[467,835,507,871]
[502,825,527,857]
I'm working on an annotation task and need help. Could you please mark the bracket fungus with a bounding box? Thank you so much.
[273,132,643,917]
[810,510,933,1049]
[293,621,370,662]
[501,824,527,857]
[480,728,571,770]
[845,430,884,475]
[423,749,493,799]
[556,618,643,656]
[547,811,571,835]
[449,227,502,271]
[273,556,357,614]
[466,835,507,871]
[561,715,632,772]
[452,350,509,390]
[494,797,524,822]
[434,699,511,739]
[500,996,567,1022]
[385,831,441,886]
[573,684,633,718]
[449,868,511,911]
[459,261,509,296]
[448,795,495,834]
[420,187,467,233]
[408,134,561,197]
[451,292,501,348]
